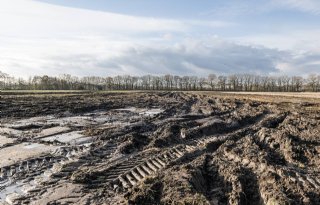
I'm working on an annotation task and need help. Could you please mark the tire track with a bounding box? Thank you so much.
[223,144,320,204]
[105,112,270,192]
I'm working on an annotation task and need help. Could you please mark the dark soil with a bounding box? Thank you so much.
[0,91,319,205]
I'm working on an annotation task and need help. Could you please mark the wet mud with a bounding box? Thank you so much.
[0,92,319,205]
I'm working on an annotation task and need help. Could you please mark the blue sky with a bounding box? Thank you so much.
[36,0,320,36]
[0,0,319,77]
[36,0,214,18]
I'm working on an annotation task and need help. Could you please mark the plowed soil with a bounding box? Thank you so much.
[0,91,319,205]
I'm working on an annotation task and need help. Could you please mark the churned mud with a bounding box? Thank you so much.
[0,92,319,205]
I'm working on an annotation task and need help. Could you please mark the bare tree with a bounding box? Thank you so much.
[291,76,303,92]
[307,74,318,92]
[164,74,174,90]
[207,74,217,90]
[228,75,238,91]
[217,76,227,91]
[243,74,253,91]
[182,76,190,90]
[198,77,206,90]
[0,71,9,89]
[0,70,319,92]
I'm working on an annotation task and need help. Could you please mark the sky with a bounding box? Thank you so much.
[0,0,320,78]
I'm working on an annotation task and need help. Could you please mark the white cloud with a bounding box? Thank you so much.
[273,0,320,15]
[0,0,232,38]
[202,0,320,17]
[276,52,320,76]
[0,37,287,77]
[0,0,319,78]
[0,0,188,38]
[0,0,234,78]
[231,29,320,52]
[200,0,272,17]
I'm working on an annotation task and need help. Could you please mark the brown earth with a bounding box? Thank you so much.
[0,91,319,205]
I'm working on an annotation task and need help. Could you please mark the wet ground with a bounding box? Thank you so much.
[0,91,319,205]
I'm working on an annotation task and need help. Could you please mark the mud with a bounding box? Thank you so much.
[0,92,319,205]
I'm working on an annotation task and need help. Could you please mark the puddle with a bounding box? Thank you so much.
[0,172,52,203]
[116,107,138,112]
[10,124,43,131]
[0,135,14,147]
[35,126,71,139]
[0,127,23,137]
[1,109,158,138]
[91,116,113,124]
[0,109,170,203]
[0,143,57,167]
[5,116,54,130]
[101,121,130,128]
[0,181,24,202]
[47,116,96,127]
[24,143,44,149]
[42,131,85,144]
[139,108,163,116]
[63,111,140,126]
[116,107,164,117]
[70,136,93,145]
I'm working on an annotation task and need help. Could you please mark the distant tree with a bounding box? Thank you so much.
[243,74,253,91]
[164,74,173,90]
[217,75,227,91]
[182,76,190,90]
[291,76,303,92]
[198,77,206,90]
[0,70,319,92]
[207,74,217,90]
[228,75,238,91]
[307,74,318,92]
[0,71,9,89]
[189,76,198,90]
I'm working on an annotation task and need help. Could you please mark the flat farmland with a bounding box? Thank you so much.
[0,91,319,205]
[222,92,320,102]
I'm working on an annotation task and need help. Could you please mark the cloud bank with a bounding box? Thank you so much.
[0,0,319,78]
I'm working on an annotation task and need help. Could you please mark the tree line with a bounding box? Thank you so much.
[0,71,320,92]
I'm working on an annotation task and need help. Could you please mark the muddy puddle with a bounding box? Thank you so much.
[41,131,87,144]
[116,107,164,116]
[0,106,165,204]
[0,143,57,167]
[0,136,14,147]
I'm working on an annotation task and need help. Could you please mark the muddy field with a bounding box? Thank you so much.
[0,91,319,205]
